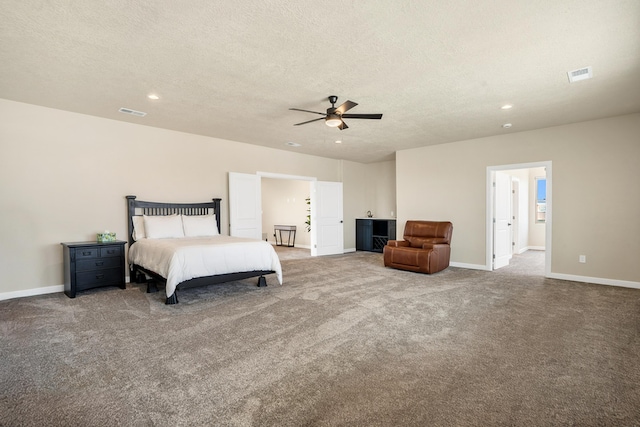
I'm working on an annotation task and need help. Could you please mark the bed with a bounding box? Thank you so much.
[126,195,282,304]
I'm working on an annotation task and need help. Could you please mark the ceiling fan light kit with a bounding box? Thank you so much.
[325,114,342,127]
[290,96,383,130]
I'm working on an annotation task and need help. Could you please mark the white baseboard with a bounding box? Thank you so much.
[450,261,491,271]
[343,247,356,253]
[515,247,545,254]
[0,276,133,302]
[0,284,64,302]
[548,273,640,290]
[4,271,636,303]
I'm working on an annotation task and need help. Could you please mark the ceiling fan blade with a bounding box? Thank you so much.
[341,113,383,120]
[293,117,325,126]
[289,108,326,116]
[335,100,358,115]
[338,120,349,130]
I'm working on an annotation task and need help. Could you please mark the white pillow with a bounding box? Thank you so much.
[182,214,219,237]
[132,216,146,240]
[143,214,185,239]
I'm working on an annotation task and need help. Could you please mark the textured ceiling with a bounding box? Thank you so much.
[1,1,639,163]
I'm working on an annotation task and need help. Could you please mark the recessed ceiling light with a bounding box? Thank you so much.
[147,94,160,100]
[285,142,301,147]
[335,140,342,144]
[502,123,512,129]
[501,104,513,110]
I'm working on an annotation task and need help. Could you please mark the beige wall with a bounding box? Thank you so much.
[343,161,396,219]
[0,100,345,294]
[370,160,397,220]
[0,99,397,295]
[6,97,634,294]
[341,160,396,251]
[397,113,640,283]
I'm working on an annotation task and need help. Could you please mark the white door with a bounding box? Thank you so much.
[511,178,520,254]
[229,172,262,239]
[311,181,343,256]
[493,171,512,269]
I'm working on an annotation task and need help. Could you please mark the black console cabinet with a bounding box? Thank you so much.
[356,219,396,253]
[61,240,126,298]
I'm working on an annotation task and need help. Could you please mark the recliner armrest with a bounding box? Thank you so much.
[421,243,449,251]
[387,240,410,247]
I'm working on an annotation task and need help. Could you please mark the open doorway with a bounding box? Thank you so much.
[229,171,344,257]
[261,177,312,258]
[487,162,551,277]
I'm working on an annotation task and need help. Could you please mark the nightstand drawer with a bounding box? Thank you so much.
[76,267,123,290]
[100,246,122,258]
[76,248,99,259]
[76,257,122,272]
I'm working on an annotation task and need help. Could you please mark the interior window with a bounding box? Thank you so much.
[535,177,546,223]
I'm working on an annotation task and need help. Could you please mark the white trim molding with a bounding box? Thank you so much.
[548,273,640,290]
[1,276,133,302]
[256,171,317,181]
[450,262,491,271]
[0,285,64,302]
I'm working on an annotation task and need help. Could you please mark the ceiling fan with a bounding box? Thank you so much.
[290,95,383,130]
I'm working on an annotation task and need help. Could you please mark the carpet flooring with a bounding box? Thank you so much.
[1,250,639,426]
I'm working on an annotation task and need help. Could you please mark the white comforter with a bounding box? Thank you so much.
[129,236,283,298]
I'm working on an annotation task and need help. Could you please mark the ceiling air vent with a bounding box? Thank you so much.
[118,107,147,117]
[567,66,592,83]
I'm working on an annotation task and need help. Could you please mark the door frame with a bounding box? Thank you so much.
[256,171,318,252]
[486,161,552,276]
[257,171,317,183]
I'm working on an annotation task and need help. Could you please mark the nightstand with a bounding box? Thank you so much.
[61,240,126,298]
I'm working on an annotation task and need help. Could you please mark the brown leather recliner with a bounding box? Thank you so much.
[383,221,453,274]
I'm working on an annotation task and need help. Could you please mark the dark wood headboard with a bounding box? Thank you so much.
[126,196,222,247]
